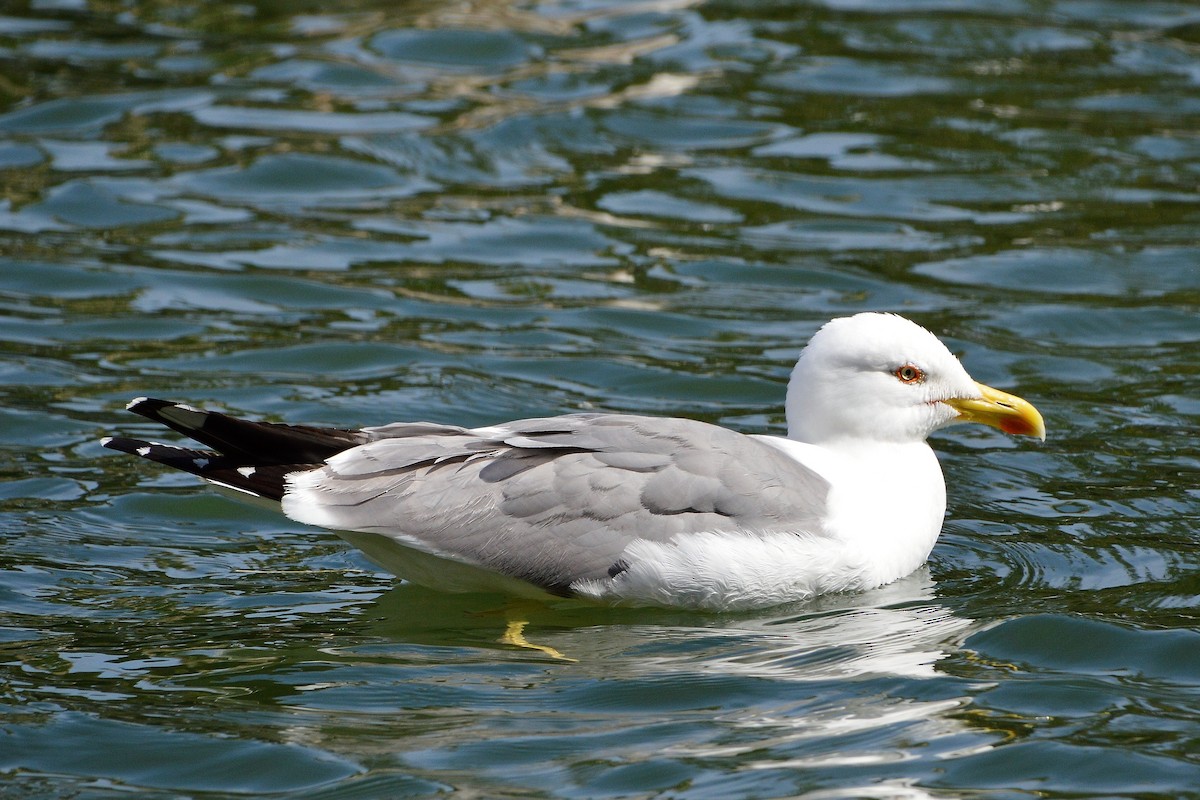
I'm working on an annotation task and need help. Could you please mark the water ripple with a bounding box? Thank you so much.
[1,0,1198,796]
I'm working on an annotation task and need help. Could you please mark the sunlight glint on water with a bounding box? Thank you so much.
[0,1,1198,797]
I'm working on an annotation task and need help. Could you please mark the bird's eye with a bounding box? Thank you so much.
[894,364,923,384]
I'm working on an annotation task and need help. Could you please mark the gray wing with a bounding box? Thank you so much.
[281,413,829,595]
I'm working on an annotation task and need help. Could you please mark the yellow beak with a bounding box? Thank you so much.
[944,382,1046,441]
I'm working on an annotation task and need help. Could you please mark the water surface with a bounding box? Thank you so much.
[1,1,1198,797]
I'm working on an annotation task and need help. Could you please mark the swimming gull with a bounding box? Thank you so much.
[101,312,1044,610]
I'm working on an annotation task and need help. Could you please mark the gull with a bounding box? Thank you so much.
[101,312,1044,611]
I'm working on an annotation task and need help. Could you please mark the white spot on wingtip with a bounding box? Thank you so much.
[100,437,113,446]
[136,446,152,456]
[236,466,256,478]
[127,397,148,410]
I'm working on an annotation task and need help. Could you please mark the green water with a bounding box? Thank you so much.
[2,0,1198,797]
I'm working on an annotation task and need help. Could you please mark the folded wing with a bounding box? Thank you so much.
[284,413,830,595]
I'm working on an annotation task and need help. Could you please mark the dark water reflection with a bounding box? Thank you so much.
[1,0,1198,797]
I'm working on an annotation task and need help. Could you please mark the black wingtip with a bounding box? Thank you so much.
[100,435,150,455]
[124,397,171,416]
[124,397,213,434]
[100,436,214,469]
[100,434,294,502]
[117,397,364,465]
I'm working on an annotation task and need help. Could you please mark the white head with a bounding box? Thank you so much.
[786,313,1044,446]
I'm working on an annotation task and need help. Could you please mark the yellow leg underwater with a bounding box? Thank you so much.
[500,619,578,662]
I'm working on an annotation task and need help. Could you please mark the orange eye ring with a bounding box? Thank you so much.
[895,364,923,384]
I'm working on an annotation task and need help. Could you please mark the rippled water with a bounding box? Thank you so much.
[2,1,1199,797]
